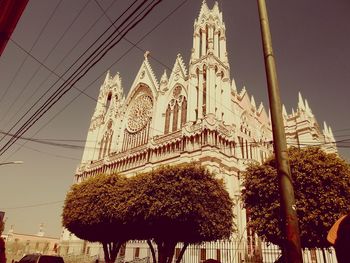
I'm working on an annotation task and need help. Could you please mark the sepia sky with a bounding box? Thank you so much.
[0,0,350,237]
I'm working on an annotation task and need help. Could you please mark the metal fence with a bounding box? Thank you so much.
[7,239,338,263]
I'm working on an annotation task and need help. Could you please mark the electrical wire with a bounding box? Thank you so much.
[1,200,64,210]
[2,0,119,128]
[0,0,93,124]
[0,0,143,145]
[0,0,64,110]
[0,0,163,156]
[2,0,188,161]
[2,0,345,162]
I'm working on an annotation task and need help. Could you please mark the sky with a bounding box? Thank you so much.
[0,0,350,238]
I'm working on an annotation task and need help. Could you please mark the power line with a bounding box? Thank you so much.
[2,0,188,161]
[0,0,162,157]
[2,0,119,128]
[1,200,64,210]
[16,143,80,161]
[9,39,99,104]
[0,0,93,124]
[0,0,64,109]
[3,0,342,162]
[0,0,144,145]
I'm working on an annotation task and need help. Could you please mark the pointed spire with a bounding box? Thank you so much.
[329,126,335,139]
[199,0,209,18]
[103,70,111,86]
[323,121,329,136]
[112,71,121,83]
[176,53,188,77]
[141,51,159,88]
[160,70,168,91]
[282,104,288,118]
[231,78,237,93]
[298,92,305,110]
[239,85,246,98]
[251,95,256,111]
[292,108,295,115]
[305,99,313,116]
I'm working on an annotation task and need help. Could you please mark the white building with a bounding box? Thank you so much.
[61,1,337,262]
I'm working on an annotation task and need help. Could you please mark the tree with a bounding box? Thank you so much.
[62,174,130,263]
[63,164,235,263]
[241,147,350,250]
[126,164,235,263]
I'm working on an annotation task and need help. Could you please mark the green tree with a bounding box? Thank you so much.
[241,147,350,249]
[63,164,235,263]
[62,174,130,263]
[127,164,235,263]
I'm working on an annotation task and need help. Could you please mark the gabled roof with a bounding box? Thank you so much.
[168,53,188,89]
[127,51,159,103]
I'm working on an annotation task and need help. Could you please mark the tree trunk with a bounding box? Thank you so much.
[156,240,177,263]
[147,239,157,263]
[175,242,188,263]
[157,242,165,263]
[322,248,327,263]
[102,241,123,263]
[102,243,111,263]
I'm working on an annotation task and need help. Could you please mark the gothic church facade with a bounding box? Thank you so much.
[64,1,336,261]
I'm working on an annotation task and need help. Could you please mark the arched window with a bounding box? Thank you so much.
[218,31,221,58]
[199,29,202,56]
[205,24,209,54]
[164,104,171,134]
[181,97,187,127]
[203,65,207,116]
[196,68,200,119]
[172,101,179,132]
[106,92,112,110]
[99,137,104,159]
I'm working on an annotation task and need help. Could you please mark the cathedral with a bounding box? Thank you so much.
[61,1,336,262]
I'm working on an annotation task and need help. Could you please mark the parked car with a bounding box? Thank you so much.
[16,254,64,263]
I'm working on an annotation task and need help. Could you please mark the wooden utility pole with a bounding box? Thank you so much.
[256,0,303,262]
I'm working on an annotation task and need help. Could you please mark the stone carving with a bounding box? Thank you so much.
[127,95,153,133]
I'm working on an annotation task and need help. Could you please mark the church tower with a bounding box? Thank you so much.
[188,1,231,123]
[81,71,124,164]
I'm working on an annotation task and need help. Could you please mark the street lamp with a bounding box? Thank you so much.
[0,161,23,166]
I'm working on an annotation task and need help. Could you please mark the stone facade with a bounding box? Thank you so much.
[64,1,337,262]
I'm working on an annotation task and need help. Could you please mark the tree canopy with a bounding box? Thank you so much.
[126,164,235,263]
[241,147,350,249]
[63,163,235,263]
[62,173,129,263]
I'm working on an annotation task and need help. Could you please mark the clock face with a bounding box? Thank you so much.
[127,95,153,132]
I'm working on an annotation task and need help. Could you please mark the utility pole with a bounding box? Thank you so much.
[256,1,303,262]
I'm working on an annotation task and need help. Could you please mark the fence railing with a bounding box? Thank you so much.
[6,239,338,263]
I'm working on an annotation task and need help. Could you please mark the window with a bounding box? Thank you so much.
[203,65,207,116]
[200,248,206,261]
[106,92,112,110]
[181,97,187,127]
[134,247,140,259]
[175,248,181,260]
[164,104,171,134]
[216,249,221,262]
[172,102,179,132]
[119,244,126,257]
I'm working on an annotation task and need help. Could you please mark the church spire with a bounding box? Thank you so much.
[191,1,227,61]
[187,2,231,123]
